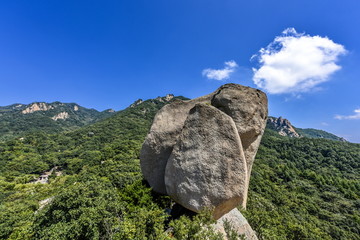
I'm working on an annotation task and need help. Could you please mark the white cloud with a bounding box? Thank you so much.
[202,60,238,80]
[252,28,347,94]
[335,108,360,120]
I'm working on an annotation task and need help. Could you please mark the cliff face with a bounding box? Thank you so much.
[51,112,70,121]
[21,102,54,114]
[267,117,300,138]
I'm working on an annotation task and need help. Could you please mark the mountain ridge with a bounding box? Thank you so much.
[0,99,347,143]
[267,116,346,142]
[0,101,116,141]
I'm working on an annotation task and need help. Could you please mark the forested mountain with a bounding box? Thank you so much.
[0,96,359,239]
[1,103,345,143]
[0,102,115,141]
[267,116,346,142]
[296,127,347,142]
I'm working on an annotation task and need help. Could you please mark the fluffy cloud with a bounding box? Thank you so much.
[335,108,360,120]
[202,60,238,80]
[252,28,347,94]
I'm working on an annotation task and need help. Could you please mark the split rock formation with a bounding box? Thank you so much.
[140,83,268,220]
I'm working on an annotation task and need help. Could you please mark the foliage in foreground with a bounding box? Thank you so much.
[1,175,226,240]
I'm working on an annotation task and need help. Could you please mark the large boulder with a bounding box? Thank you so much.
[213,208,258,240]
[211,84,268,205]
[140,83,268,217]
[140,94,213,194]
[165,104,247,219]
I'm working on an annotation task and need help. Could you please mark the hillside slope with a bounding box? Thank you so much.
[0,102,115,141]
[244,129,360,239]
[296,127,347,142]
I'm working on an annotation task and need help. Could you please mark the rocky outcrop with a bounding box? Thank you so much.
[211,84,268,206]
[51,111,69,121]
[213,208,258,240]
[130,99,144,108]
[267,117,349,142]
[155,94,175,102]
[33,167,62,184]
[140,83,267,220]
[267,117,300,138]
[164,94,174,102]
[22,102,54,114]
[38,197,55,211]
[165,104,247,219]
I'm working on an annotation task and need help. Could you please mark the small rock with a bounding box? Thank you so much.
[213,208,258,240]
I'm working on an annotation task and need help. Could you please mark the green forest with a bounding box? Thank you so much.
[0,98,359,239]
[0,102,114,141]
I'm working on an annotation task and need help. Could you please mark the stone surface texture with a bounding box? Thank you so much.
[213,208,258,240]
[140,83,267,219]
[140,94,213,194]
[211,84,268,205]
[165,104,247,219]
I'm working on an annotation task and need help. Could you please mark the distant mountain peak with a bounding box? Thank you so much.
[267,116,347,142]
[267,116,300,138]
[22,102,54,114]
[162,94,175,102]
[0,101,116,141]
[154,94,175,103]
[130,99,144,108]
[129,94,176,108]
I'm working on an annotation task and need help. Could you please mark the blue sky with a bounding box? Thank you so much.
[1,0,359,142]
